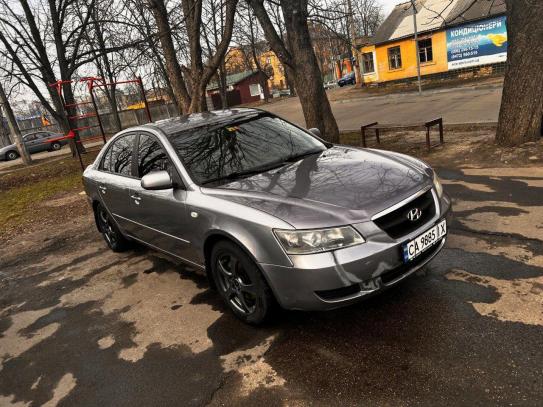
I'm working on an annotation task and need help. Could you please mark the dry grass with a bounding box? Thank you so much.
[0,151,98,240]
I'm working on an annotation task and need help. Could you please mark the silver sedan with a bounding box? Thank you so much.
[83,109,451,324]
[0,131,68,161]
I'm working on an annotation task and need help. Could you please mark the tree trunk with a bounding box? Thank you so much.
[284,66,296,96]
[0,82,32,164]
[495,0,543,146]
[0,108,11,146]
[218,63,228,109]
[249,0,339,142]
[148,0,191,114]
[61,82,86,154]
[280,1,339,142]
[108,85,122,132]
[92,12,122,132]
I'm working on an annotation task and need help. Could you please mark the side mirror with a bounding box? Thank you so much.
[308,128,322,138]
[141,171,173,190]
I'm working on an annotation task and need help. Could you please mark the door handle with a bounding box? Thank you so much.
[130,193,142,205]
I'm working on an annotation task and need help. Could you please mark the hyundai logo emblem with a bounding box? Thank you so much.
[407,208,423,221]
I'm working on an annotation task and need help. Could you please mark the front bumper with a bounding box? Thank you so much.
[260,191,452,311]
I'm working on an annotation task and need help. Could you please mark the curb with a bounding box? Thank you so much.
[331,83,503,104]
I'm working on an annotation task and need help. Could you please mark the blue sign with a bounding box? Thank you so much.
[446,16,508,69]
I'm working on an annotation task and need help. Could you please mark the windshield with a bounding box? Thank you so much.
[167,115,326,185]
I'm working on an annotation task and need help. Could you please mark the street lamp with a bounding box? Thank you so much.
[411,0,423,94]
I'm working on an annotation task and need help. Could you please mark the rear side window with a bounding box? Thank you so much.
[100,134,135,176]
[136,134,172,178]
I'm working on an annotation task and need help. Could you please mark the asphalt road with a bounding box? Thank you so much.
[1,165,542,406]
[262,84,502,130]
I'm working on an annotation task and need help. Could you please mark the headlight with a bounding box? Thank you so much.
[433,173,443,198]
[274,226,365,255]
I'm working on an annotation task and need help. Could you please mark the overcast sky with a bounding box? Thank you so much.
[379,0,399,17]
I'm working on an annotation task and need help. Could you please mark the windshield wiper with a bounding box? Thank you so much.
[284,149,324,162]
[201,160,288,185]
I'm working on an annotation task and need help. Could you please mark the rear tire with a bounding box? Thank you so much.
[95,202,130,252]
[6,150,19,161]
[50,142,61,151]
[210,240,275,324]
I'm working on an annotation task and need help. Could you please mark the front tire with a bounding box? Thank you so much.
[50,142,61,151]
[211,240,274,324]
[95,203,130,252]
[6,150,19,161]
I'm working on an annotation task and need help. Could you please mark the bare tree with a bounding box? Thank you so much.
[233,3,270,98]
[352,0,384,37]
[0,0,119,154]
[147,0,192,113]
[182,0,239,112]
[0,81,32,164]
[248,0,340,142]
[147,0,239,114]
[82,0,124,131]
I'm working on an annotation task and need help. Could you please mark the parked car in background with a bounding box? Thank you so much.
[0,131,68,161]
[324,81,338,90]
[337,72,356,87]
[83,108,451,324]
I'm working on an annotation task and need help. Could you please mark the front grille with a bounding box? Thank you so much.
[373,190,436,239]
[380,240,442,284]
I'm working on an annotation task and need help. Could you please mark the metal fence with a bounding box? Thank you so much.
[7,103,179,144]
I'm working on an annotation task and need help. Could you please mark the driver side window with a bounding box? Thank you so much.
[136,133,172,178]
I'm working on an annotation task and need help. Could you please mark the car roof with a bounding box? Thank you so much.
[145,108,263,137]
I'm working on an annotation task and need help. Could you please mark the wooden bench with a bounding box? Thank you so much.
[360,118,444,151]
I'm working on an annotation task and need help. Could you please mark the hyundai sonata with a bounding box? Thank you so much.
[83,109,451,324]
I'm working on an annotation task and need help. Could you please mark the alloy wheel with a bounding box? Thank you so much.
[215,253,258,315]
[98,207,117,247]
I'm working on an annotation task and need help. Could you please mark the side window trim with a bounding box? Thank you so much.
[98,133,138,179]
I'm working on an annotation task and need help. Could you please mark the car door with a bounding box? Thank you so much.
[34,133,50,152]
[23,134,41,153]
[93,133,140,234]
[125,132,198,264]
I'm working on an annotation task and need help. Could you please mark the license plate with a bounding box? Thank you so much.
[402,220,447,262]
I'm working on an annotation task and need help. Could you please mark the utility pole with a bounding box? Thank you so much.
[0,82,32,164]
[411,0,422,94]
[347,0,362,85]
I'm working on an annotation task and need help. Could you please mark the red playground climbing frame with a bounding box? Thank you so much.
[49,76,152,169]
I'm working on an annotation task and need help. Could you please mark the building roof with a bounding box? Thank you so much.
[207,71,263,91]
[372,0,506,45]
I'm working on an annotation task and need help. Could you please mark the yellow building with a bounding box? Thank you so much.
[358,0,507,85]
[225,47,287,90]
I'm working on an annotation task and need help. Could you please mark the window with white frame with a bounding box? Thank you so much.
[388,46,402,70]
[418,38,433,63]
[249,84,261,97]
[362,52,375,73]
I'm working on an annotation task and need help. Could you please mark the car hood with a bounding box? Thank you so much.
[202,146,432,229]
